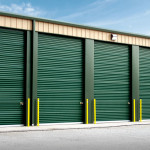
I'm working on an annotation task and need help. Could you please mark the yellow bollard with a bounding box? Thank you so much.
[37,98,40,126]
[133,99,136,122]
[94,99,96,124]
[86,99,88,124]
[27,98,30,127]
[140,99,142,122]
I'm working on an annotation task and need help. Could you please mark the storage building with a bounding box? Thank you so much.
[0,12,150,126]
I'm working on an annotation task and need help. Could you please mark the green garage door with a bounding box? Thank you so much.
[140,47,150,120]
[0,28,25,125]
[94,41,131,121]
[38,34,84,124]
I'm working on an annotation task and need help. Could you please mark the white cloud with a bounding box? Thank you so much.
[0,3,44,17]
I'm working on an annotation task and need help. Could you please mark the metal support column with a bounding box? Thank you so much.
[132,45,139,121]
[32,20,38,125]
[25,31,31,126]
[85,39,94,124]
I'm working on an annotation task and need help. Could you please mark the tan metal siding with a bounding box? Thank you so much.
[0,15,32,30]
[1,15,150,47]
[43,22,49,32]
[34,21,150,47]
[81,29,86,38]
[49,23,54,33]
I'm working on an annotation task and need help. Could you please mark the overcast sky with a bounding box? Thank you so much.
[0,0,150,35]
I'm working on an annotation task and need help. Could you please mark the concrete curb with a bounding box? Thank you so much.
[0,121,150,133]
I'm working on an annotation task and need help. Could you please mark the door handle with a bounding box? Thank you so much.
[80,102,83,105]
[20,102,24,106]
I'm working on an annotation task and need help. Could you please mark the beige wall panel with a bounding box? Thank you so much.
[102,32,107,41]
[48,23,54,33]
[77,28,81,37]
[16,18,23,29]
[132,37,136,45]
[139,38,142,46]
[39,22,44,32]
[106,33,111,41]
[141,38,144,46]
[117,34,122,43]
[63,26,68,35]
[58,25,64,34]
[35,21,39,31]
[1,16,150,47]
[143,39,146,46]
[72,27,77,36]
[44,22,49,32]
[148,40,150,47]
[22,19,28,30]
[122,36,125,43]
[94,31,99,40]
[129,36,132,44]
[0,16,32,30]
[124,36,129,44]
[81,29,86,38]
[139,38,143,46]
[98,31,103,40]
[144,39,147,46]
[148,39,150,47]
[137,38,140,46]
[146,39,149,46]
[145,39,149,47]
[54,24,59,34]
[0,16,5,26]
[27,20,32,30]
[5,17,11,27]
[86,29,90,38]
[135,37,139,45]
[10,17,17,28]
[68,26,73,36]
[89,30,94,39]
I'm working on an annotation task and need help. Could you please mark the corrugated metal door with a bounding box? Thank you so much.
[94,41,131,121]
[0,28,25,125]
[38,33,84,123]
[140,47,150,120]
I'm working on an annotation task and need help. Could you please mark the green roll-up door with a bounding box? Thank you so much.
[140,47,150,120]
[0,28,25,125]
[94,41,131,121]
[38,34,84,124]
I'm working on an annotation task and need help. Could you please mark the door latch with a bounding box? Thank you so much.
[20,102,24,106]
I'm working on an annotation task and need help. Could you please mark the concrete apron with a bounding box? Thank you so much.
[0,121,150,133]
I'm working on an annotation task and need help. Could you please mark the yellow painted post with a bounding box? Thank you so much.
[140,99,142,122]
[94,99,96,124]
[37,98,40,126]
[27,98,30,127]
[133,99,136,122]
[86,99,88,124]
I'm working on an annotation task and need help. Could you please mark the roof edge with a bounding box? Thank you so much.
[0,11,150,39]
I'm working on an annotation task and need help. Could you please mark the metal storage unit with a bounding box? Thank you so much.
[0,28,25,125]
[94,41,131,121]
[0,12,150,126]
[38,33,84,124]
[140,47,150,120]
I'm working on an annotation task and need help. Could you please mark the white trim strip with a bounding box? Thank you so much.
[0,125,23,128]
[39,122,83,126]
[96,120,130,124]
